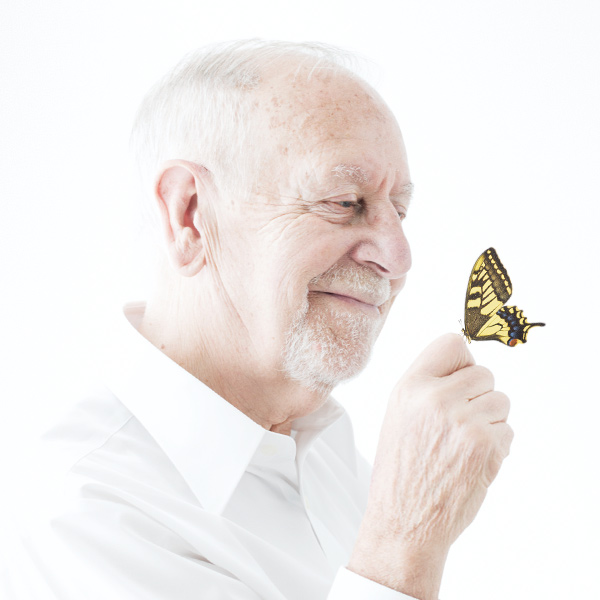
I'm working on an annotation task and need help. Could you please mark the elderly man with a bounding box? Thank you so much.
[11,41,512,600]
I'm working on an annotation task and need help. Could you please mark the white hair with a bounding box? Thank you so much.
[130,39,370,234]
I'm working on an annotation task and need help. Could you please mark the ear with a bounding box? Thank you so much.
[153,160,213,277]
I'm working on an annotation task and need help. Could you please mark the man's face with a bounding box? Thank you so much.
[203,68,412,390]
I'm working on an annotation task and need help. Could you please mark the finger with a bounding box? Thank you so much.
[496,422,514,457]
[444,364,495,401]
[408,333,475,379]
[483,422,514,484]
[470,390,511,424]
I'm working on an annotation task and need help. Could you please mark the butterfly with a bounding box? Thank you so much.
[462,247,545,346]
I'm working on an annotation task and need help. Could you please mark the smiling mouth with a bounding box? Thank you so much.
[312,291,381,316]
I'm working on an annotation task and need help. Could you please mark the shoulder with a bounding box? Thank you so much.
[40,385,133,469]
[20,385,195,524]
[9,386,201,596]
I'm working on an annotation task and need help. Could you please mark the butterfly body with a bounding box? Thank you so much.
[462,248,545,346]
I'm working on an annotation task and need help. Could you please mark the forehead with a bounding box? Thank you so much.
[257,65,390,136]
[251,65,408,190]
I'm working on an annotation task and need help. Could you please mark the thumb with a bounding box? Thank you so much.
[407,333,475,379]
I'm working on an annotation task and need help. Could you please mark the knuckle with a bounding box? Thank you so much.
[467,418,507,450]
[491,391,511,417]
[472,365,494,388]
[498,391,511,410]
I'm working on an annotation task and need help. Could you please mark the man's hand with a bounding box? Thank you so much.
[347,333,513,600]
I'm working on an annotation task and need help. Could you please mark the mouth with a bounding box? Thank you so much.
[311,291,382,316]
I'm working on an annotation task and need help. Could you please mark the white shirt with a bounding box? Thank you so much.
[5,303,414,599]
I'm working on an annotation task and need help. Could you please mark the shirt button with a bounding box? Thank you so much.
[260,444,277,456]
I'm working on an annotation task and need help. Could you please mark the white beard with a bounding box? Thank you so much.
[281,264,389,392]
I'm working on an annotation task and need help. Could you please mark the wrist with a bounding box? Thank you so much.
[347,537,448,600]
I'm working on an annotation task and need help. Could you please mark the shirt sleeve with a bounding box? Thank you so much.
[327,567,419,600]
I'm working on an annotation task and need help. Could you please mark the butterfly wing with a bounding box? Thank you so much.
[494,306,545,346]
[464,248,512,342]
[463,247,545,345]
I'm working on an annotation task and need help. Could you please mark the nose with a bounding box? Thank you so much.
[349,204,412,280]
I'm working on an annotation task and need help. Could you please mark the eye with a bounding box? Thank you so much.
[313,196,363,224]
[395,205,408,220]
[330,198,363,212]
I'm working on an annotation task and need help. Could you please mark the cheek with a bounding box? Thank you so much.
[274,228,344,280]
[271,268,311,316]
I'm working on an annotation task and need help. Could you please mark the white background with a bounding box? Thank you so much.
[1,1,598,598]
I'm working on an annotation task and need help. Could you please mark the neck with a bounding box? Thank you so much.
[138,269,332,436]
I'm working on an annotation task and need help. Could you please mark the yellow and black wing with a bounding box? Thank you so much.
[462,247,545,346]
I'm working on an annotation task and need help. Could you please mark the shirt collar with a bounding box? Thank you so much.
[100,302,346,514]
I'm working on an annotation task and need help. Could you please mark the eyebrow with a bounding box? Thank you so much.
[332,164,413,193]
[332,164,413,202]
[331,164,370,184]
[397,182,414,203]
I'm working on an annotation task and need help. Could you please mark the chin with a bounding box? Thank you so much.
[281,300,382,392]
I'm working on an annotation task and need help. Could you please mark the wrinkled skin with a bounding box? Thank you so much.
[348,334,513,599]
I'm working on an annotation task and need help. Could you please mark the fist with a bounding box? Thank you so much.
[349,334,513,597]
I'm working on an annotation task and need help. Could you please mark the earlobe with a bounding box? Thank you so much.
[154,160,211,277]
